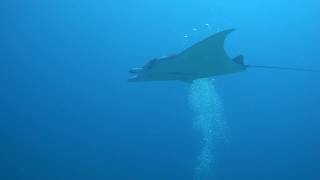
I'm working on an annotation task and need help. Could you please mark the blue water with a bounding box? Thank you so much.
[1,0,320,179]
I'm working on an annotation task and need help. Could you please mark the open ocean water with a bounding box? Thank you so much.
[1,0,320,179]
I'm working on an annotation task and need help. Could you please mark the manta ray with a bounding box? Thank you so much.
[128,29,318,82]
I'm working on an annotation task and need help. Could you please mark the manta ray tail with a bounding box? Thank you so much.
[246,64,320,73]
[233,55,320,73]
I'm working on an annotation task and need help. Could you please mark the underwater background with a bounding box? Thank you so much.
[1,0,320,179]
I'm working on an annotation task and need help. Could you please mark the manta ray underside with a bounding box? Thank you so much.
[128,29,245,82]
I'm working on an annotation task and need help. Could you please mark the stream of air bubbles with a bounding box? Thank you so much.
[189,78,228,180]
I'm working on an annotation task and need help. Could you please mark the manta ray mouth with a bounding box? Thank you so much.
[128,68,144,82]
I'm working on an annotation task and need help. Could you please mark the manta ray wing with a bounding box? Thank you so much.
[173,29,245,76]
